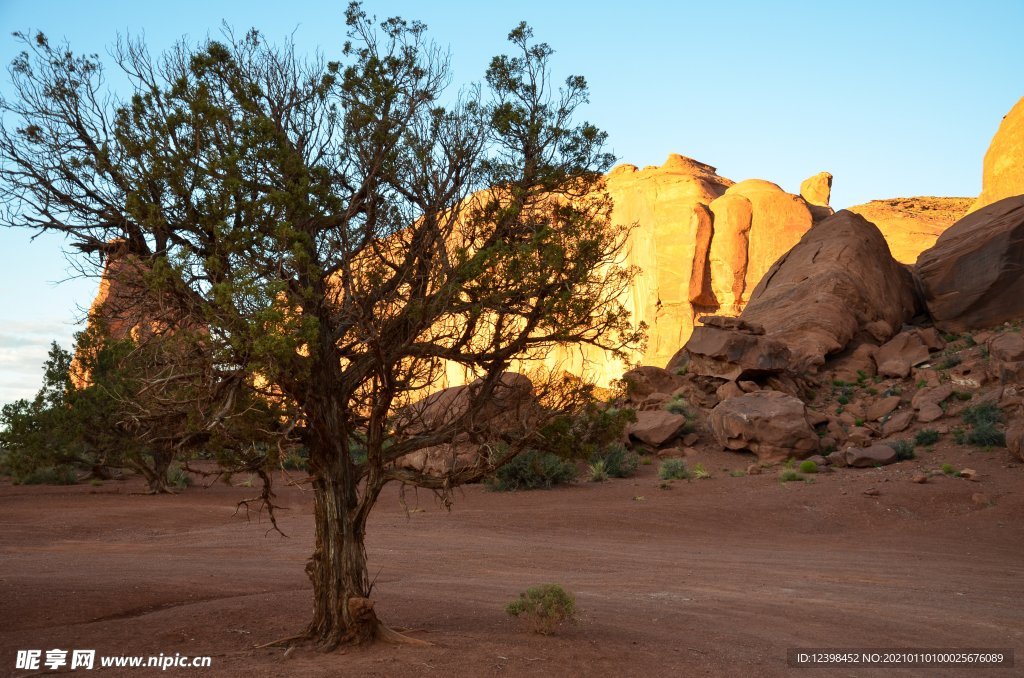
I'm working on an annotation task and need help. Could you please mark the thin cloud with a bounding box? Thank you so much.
[0,318,81,405]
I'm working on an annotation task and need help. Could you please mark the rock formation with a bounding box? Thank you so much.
[969,96,1024,213]
[847,197,972,264]
[685,210,919,378]
[799,171,833,208]
[708,390,819,463]
[915,195,1024,331]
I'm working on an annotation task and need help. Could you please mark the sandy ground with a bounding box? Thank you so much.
[2,442,1022,677]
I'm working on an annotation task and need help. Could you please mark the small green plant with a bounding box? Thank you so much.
[953,391,972,402]
[89,478,103,487]
[941,463,957,475]
[798,460,818,474]
[865,387,878,396]
[961,402,1003,427]
[887,439,915,461]
[663,395,694,425]
[658,458,690,481]
[779,470,803,482]
[587,459,609,482]
[837,394,850,405]
[953,427,966,445]
[832,379,848,387]
[962,333,976,347]
[854,418,865,427]
[692,463,711,479]
[506,584,577,635]
[856,370,868,385]
[915,429,940,446]
[938,355,962,370]
[674,364,689,376]
[589,444,639,478]
[941,332,958,343]
[640,456,653,466]
[916,379,928,389]
[835,405,844,415]
[729,470,746,477]
[167,464,192,490]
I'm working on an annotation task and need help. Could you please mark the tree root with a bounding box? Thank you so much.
[375,622,433,647]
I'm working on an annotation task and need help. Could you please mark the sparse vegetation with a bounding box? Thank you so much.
[506,584,577,635]
[587,459,609,482]
[938,355,962,370]
[588,444,639,479]
[9,464,78,486]
[960,403,1006,448]
[658,458,690,481]
[915,429,941,446]
[779,470,803,482]
[692,463,711,479]
[941,463,958,476]
[490,451,579,491]
[887,440,916,461]
[798,460,818,474]
[167,464,193,490]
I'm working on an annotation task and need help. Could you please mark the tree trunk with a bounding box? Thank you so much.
[304,454,379,649]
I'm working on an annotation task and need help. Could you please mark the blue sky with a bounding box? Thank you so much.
[1,0,1022,403]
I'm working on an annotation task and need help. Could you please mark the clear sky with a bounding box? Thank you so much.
[1,0,1022,403]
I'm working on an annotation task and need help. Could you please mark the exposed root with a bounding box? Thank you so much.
[376,622,433,647]
[253,633,305,650]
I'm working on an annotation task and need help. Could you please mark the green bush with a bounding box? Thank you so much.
[938,355,962,369]
[779,470,803,482]
[941,463,957,475]
[11,464,78,485]
[587,460,608,482]
[589,444,639,479]
[506,584,577,635]
[490,451,578,491]
[167,464,193,489]
[914,429,940,446]
[961,402,1003,427]
[658,458,690,480]
[692,462,711,479]
[798,460,818,474]
[887,440,915,461]
[966,422,1006,447]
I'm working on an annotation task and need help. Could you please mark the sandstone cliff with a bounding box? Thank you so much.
[847,197,973,264]
[970,96,1024,213]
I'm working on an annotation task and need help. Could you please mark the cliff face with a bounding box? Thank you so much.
[970,96,1024,214]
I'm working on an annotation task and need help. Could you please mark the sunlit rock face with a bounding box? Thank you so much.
[847,197,973,264]
[970,96,1024,214]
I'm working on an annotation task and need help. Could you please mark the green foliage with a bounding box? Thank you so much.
[938,355,962,369]
[967,422,1005,447]
[961,402,1003,427]
[916,379,928,389]
[10,465,78,485]
[887,439,915,461]
[505,584,577,635]
[167,464,193,489]
[914,429,940,446]
[692,462,710,479]
[490,451,578,491]
[587,459,608,482]
[836,394,850,405]
[779,470,803,482]
[538,403,636,462]
[588,443,638,479]
[798,460,818,474]
[941,463,958,476]
[658,458,689,480]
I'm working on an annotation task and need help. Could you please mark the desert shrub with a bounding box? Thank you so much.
[798,460,818,474]
[966,422,1006,447]
[664,394,691,418]
[506,584,577,635]
[11,464,78,485]
[887,439,916,461]
[658,458,690,480]
[490,451,578,491]
[938,355,962,369]
[587,460,608,482]
[779,470,803,482]
[589,444,639,479]
[961,402,1003,427]
[692,462,711,479]
[537,402,636,461]
[941,463,957,475]
[282,452,310,471]
[953,391,972,402]
[915,429,940,446]
[167,463,193,489]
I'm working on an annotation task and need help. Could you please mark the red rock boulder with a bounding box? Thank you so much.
[708,390,819,463]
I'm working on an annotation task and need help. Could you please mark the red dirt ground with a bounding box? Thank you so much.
[2,443,1022,677]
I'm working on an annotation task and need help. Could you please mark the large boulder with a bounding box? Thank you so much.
[708,390,819,463]
[844,444,897,468]
[969,96,1024,214]
[915,195,1024,331]
[627,410,689,447]
[687,210,919,376]
[847,197,972,264]
[684,321,791,380]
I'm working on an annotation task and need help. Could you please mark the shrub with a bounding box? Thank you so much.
[11,465,78,485]
[941,463,957,475]
[798,460,818,474]
[887,440,915,461]
[914,429,940,446]
[589,444,639,478]
[587,460,609,482]
[658,458,690,480]
[961,402,1003,427]
[506,584,577,635]
[966,422,1006,448]
[938,355,962,369]
[490,451,578,491]
[692,462,711,479]
[282,453,310,471]
[167,464,193,489]
[779,470,803,482]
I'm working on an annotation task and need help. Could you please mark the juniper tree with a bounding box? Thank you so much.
[0,3,640,647]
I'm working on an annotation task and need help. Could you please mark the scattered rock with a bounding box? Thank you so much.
[627,410,690,447]
[708,391,819,463]
[911,473,928,484]
[826,450,848,467]
[844,444,897,468]
[684,323,791,380]
[746,463,763,475]
[881,410,915,436]
[846,427,875,446]
[960,468,979,481]
[863,488,880,496]
[876,331,931,378]
[971,492,991,507]
[621,366,688,401]
[989,332,1024,362]
[866,396,901,422]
